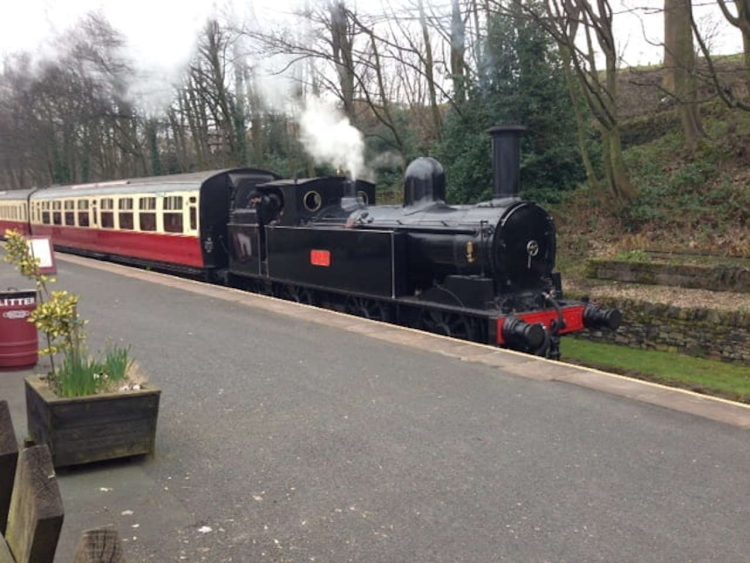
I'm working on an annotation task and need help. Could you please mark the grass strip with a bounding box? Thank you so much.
[560,339,750,404]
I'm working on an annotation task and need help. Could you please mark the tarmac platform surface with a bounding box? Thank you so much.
[1,254,749,562]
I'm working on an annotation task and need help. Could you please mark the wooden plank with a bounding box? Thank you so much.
[25,377,160,468]
[0,401,18,535]
[0,533,14,563]
[5,445,64,563]
[73,527,125,563]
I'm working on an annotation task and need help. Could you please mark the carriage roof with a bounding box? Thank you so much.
[29,168,280,200]
[0,189,35,201]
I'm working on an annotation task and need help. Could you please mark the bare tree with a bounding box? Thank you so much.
[330,1,357,120]
[450,0,467,104]
[522,0,637,206]
[0,13,151,188]
[717,0,750,95]
[690,0,750,111]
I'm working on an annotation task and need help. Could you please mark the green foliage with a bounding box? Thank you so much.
[56,353,104,398]
[435,9,584,205]
[249,113,312,177]
[620,111,681,147]
[615,249,651,263]
[54,345,133,398]
[622,127,750,233]
[102,345,133,384]
[30,290,85,357]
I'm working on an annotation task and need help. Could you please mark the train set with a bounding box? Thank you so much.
[0,126,621,358]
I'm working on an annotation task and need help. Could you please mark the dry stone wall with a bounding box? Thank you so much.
[580,296,750,364]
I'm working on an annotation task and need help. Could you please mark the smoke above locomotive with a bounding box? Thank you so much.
[299,96,366,180]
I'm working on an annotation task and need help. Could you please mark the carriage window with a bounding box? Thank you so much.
[163,196,183,233]
[189,207,197,231]
[118,198,134,230]
[139,197,157,231]
[52,200,62,225]
[64,200,75,226]
[41,201,50,224]
[77,200,90,227]
[101,198,115,229]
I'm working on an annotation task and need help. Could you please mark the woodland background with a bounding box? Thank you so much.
[1,0,749,255]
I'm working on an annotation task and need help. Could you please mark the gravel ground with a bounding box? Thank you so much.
[565,279,750,312]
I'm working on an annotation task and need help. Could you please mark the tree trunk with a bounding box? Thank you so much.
[419,0,443,139]
[664,0,703,151]
[330,2,356,121]
[560,46,601,193]
[450,0,467,104]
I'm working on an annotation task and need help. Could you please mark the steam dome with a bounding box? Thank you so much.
[403,157,446,207]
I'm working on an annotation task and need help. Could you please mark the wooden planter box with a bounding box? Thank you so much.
[25,375,160,468]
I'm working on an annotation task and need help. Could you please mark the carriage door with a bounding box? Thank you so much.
[188,196,198,235]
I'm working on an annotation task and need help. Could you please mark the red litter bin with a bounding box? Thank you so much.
[0,289,38,369]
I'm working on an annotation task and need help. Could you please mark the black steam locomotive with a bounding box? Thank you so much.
[226,126,621,358]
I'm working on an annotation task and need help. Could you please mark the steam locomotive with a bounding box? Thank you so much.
[0,126,620,358]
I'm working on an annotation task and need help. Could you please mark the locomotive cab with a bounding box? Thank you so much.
[227,177,377,278]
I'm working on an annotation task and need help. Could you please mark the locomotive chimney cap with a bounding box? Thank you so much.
[488,125,527,135]
[488,124,526,199]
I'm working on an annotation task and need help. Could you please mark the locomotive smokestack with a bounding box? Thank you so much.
[488,125,526,199]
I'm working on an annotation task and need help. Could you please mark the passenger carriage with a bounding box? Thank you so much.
[27,169,277,276]
[0,189,34,236]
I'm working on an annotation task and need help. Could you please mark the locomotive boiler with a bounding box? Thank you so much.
[226,126,621,358]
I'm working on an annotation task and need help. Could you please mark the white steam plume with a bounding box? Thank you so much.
[299,96,366,180]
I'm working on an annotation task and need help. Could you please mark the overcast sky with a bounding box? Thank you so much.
[0,0,744,72]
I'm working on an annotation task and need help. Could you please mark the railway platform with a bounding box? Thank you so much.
[1,254,749,562]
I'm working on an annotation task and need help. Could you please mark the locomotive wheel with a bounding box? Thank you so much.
[418,310,478,341]
[278,284,316,305]
[345,296,392,322]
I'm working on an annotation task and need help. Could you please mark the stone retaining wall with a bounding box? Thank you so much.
[578,295,750,364]
[586,259,750,293]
